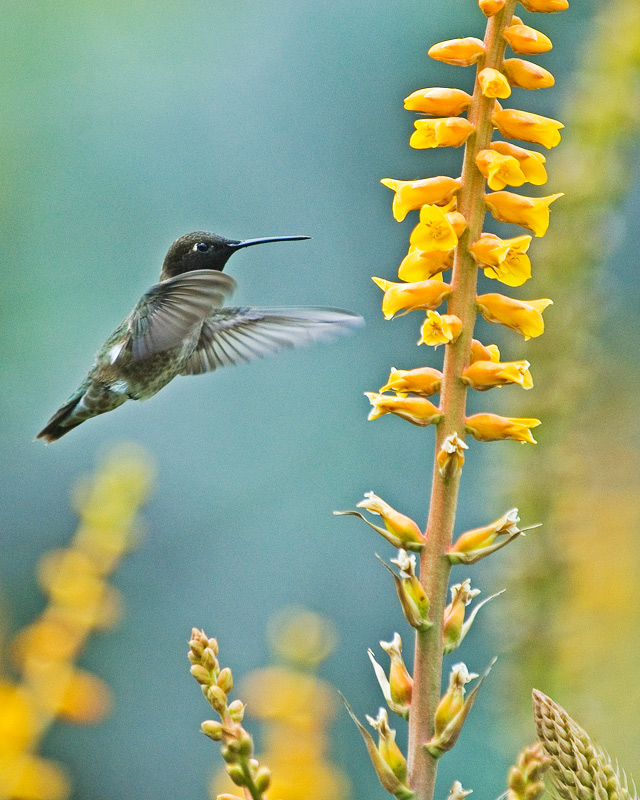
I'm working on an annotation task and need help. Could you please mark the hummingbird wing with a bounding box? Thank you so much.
[128,270,237,361]
[179,306,364,375]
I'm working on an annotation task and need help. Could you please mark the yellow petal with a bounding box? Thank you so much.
[477,67,511,99]
[410,205,459,252]
[403,87,472,116]
[410,118,474,149]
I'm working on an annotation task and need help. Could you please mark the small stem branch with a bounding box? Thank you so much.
[407,5,517,799]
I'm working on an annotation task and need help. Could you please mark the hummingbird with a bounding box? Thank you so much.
[37,231,363,443]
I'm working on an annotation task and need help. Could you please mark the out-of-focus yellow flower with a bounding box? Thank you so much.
[503,23,552,54]
[473,233,532,286]
[520,0,568,10]
[470,339,500,363]
[409,205,459,252]
[428,38,485,66]
[437,433,468,479]
[476,293,552,339]
[380,176,462,222]
[372,277,451,319]
[490,141,547,185]
[479,0,505,16]
[0,683,36,753]
[398,247,452,282]
[357,492,424,546]
[485,191,563,236]
[403,87,472,116]
[419,311,462,346]
[503,58,555,90]
[365,393,442,427]
[0,752,71,800]
[478,67,511,99]
[54,669,112,725]
[410,118,474,149]
[492,108,564,149]
[465,413,541,443]
[450,508,521,555]
[461,360,533,390]
[379,366,442,396]
[476,150,526,190]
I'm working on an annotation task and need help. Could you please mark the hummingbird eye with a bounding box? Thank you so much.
[193,242,209,253]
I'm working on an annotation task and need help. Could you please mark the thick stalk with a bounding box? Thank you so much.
[407,5,517,798]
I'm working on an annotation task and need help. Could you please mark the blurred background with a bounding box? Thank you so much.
[1,0,639,798]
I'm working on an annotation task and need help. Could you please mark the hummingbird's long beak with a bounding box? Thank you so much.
[230,235,311,250]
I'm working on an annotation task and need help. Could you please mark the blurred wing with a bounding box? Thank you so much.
[179,306,364,375]
[128,270,237,361]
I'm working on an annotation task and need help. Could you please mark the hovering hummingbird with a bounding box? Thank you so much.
[37,231,363,443]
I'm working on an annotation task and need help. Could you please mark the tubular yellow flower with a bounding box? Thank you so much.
[372,277,451,319]
[470,338,500,363]
[476,150,526,190]
[470,233,511,267]
[465,413,541,443]
[356,491,424,545]
[503,24,552,55]
[398,246,452,282]
[419,311,462,346]
[443,580,481,652]
[428,37,485,66]
[366,708,408,782]
[492,108,564,148]
[450,508,521,554]
[476,293,552,339]
[410,118,475,149]
[365,392,442,427]
[461,359,533,390]
[479,0,505,16]
[520,0,569,10]
[381,176,462,222]
[380,633,414,708]
[474,234,532,286]
[410,205,459,252]
[403,87,472,116]
[433,664,478,737]
[477,67,511,99]
[490,141,547,185]
[485,191,563,236]
[503,58,555,90]
[437,433,468,479]
[379,366,443,397]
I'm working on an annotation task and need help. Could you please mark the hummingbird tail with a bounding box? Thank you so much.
[36,381,128,443]
[36,390,87,443]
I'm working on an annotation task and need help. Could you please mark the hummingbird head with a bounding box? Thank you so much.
[160,231,311,279]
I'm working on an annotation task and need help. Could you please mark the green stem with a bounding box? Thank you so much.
[406,4,517,798]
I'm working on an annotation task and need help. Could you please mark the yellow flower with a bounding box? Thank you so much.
[461,360,533,390]
[476,293,552,339]
[479,0,505,16]
[475,150,525,190]
[492,108,563,148]
[398,246,452,281]
[409,205,459,252]
[357,492,424,546]
[520,0,568,10]
[485,191,563,236]
[470,233,511,267]
[437,433,468,479]
[365,393,442,427]
[410,117,474,149]
[473,233,532,286]
[419,311,462,346]
[372,277,451,319]
[403,87,472,116]
[503,58,555,90]
[490,141,547,185]
[433,663,478,736]
[470,339,500,363]
[380,176,462,222]
[450,508,520,554]
[503,23,553,54]
[465,413,541,444]
[428,38,485,66]
[379,366,443,396]
[477,67,511,99]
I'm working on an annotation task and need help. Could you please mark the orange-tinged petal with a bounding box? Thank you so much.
[470,233,511,267]
[410,118,474,149]
[503,24,552,55]
[520,0,568,10]
[479,0,505,15]
[451,508,520,553]
[398,247,452,281]
[490,141,547,185]
[365,393,442,427]
[492,108,563,148]
[470,339,501,364]
[403,87,472,116]
[428,38,485,66]
[477,68,511,99]
[437,433,468,479]
[379,366,443,396]
[485,191,563,236]
[357,492,424,545]
[461,360,533,390]
[476,292,552,339]
[476,150,526,190]
[419,311,462,346]
[503,58,555,90]
[465,413,540,443]
[372,277,452,319]
[445,210,467,237]
[410,205,459,252]
[380,176,462,221]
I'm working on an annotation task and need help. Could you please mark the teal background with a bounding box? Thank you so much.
[0,2,606,799]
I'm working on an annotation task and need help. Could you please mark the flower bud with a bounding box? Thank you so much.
[419,311,463,347]
[366,708,408,782]
[503,58,555,90]
[372,277,451,319]
[201,719,224,740]
[428,38,485,66]
[520,0,568,11]
[470,339,500,364]
[206,684,228,713]
[398,246,452,282]
[356,491,424,546]
[411,117,474,149]
[437,433,468,479]
[433,663,478,738]
[490,142,547,185]
[507,742,550,800]
[201,646,219,672]
[465,412,541,444]
[216,667,233,694]
[462,360,533,390]
[485,191,563,237]
[404,87,472,116]
[379,366,443,397]
[190,664,211,685]
[503,24,552,55]
[254,766,272,793]
[380,633,414,708]
[476,293,552,339]
[479,0,505,15]
[365,393,443,427]
[389,550,431,629]
[492,108,563,149]
[381,176,462,221]
[226,765,246,787]
[450,508,521,555]
[478,68,511,99]
[227,699,245,722]
[443,580,481,652]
